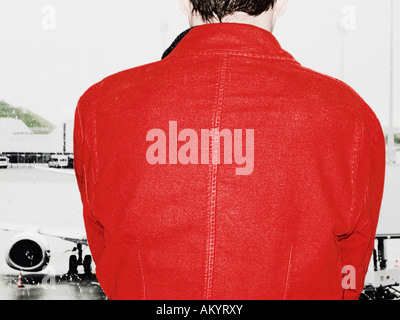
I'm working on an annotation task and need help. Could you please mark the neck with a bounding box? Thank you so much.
[189,11,275,32]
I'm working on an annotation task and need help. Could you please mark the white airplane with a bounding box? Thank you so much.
[0,222,92,276]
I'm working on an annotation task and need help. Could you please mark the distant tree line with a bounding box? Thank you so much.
[0,100,56,134]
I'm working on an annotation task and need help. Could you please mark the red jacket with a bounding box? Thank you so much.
[74,23,386,300]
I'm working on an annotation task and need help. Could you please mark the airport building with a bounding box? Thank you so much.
[1,117,399,165]
[0,118,73,165]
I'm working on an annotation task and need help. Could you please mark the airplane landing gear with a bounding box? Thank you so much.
[67,243,93,278]
[83,254,92,275]
[360,236,400,300]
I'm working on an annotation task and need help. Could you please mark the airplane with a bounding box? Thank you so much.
[0,222,92,278]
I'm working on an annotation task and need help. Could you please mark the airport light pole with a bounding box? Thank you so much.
[63,123,66,155]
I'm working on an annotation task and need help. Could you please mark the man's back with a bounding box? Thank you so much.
[74,23,386,300]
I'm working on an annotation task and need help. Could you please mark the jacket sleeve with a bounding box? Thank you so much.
[73,89,105,265]
[339,105,386,300]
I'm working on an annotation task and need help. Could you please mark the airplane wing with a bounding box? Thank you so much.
[0,221,87,245]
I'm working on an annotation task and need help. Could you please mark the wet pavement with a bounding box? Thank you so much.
[0,272,107,300]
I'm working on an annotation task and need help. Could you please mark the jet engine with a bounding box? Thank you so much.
[5,233,50,272]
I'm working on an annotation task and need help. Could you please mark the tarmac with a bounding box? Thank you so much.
[0,273,107,300]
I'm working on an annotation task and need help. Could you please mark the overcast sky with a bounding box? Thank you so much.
[0,0,399,128]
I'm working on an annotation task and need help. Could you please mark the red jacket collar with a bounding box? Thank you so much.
[166,22,298,63]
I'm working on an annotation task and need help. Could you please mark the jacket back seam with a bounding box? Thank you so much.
[204,54,229,300]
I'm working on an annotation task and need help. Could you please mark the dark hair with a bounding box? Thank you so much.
[189,0,276,22]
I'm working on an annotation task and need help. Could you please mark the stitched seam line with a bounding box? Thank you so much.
[349,118,365,233]
[136,238,146,300]
[204,55,228,300]
[92,86,99,181]
[341,112,365,300]
[76,105,91,209]
[355,129,378,283]
[171,51,298,62]
[283,244,294,300]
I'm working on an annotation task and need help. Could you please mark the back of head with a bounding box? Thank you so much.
[189,0,276,22]
[180,0,286,31]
